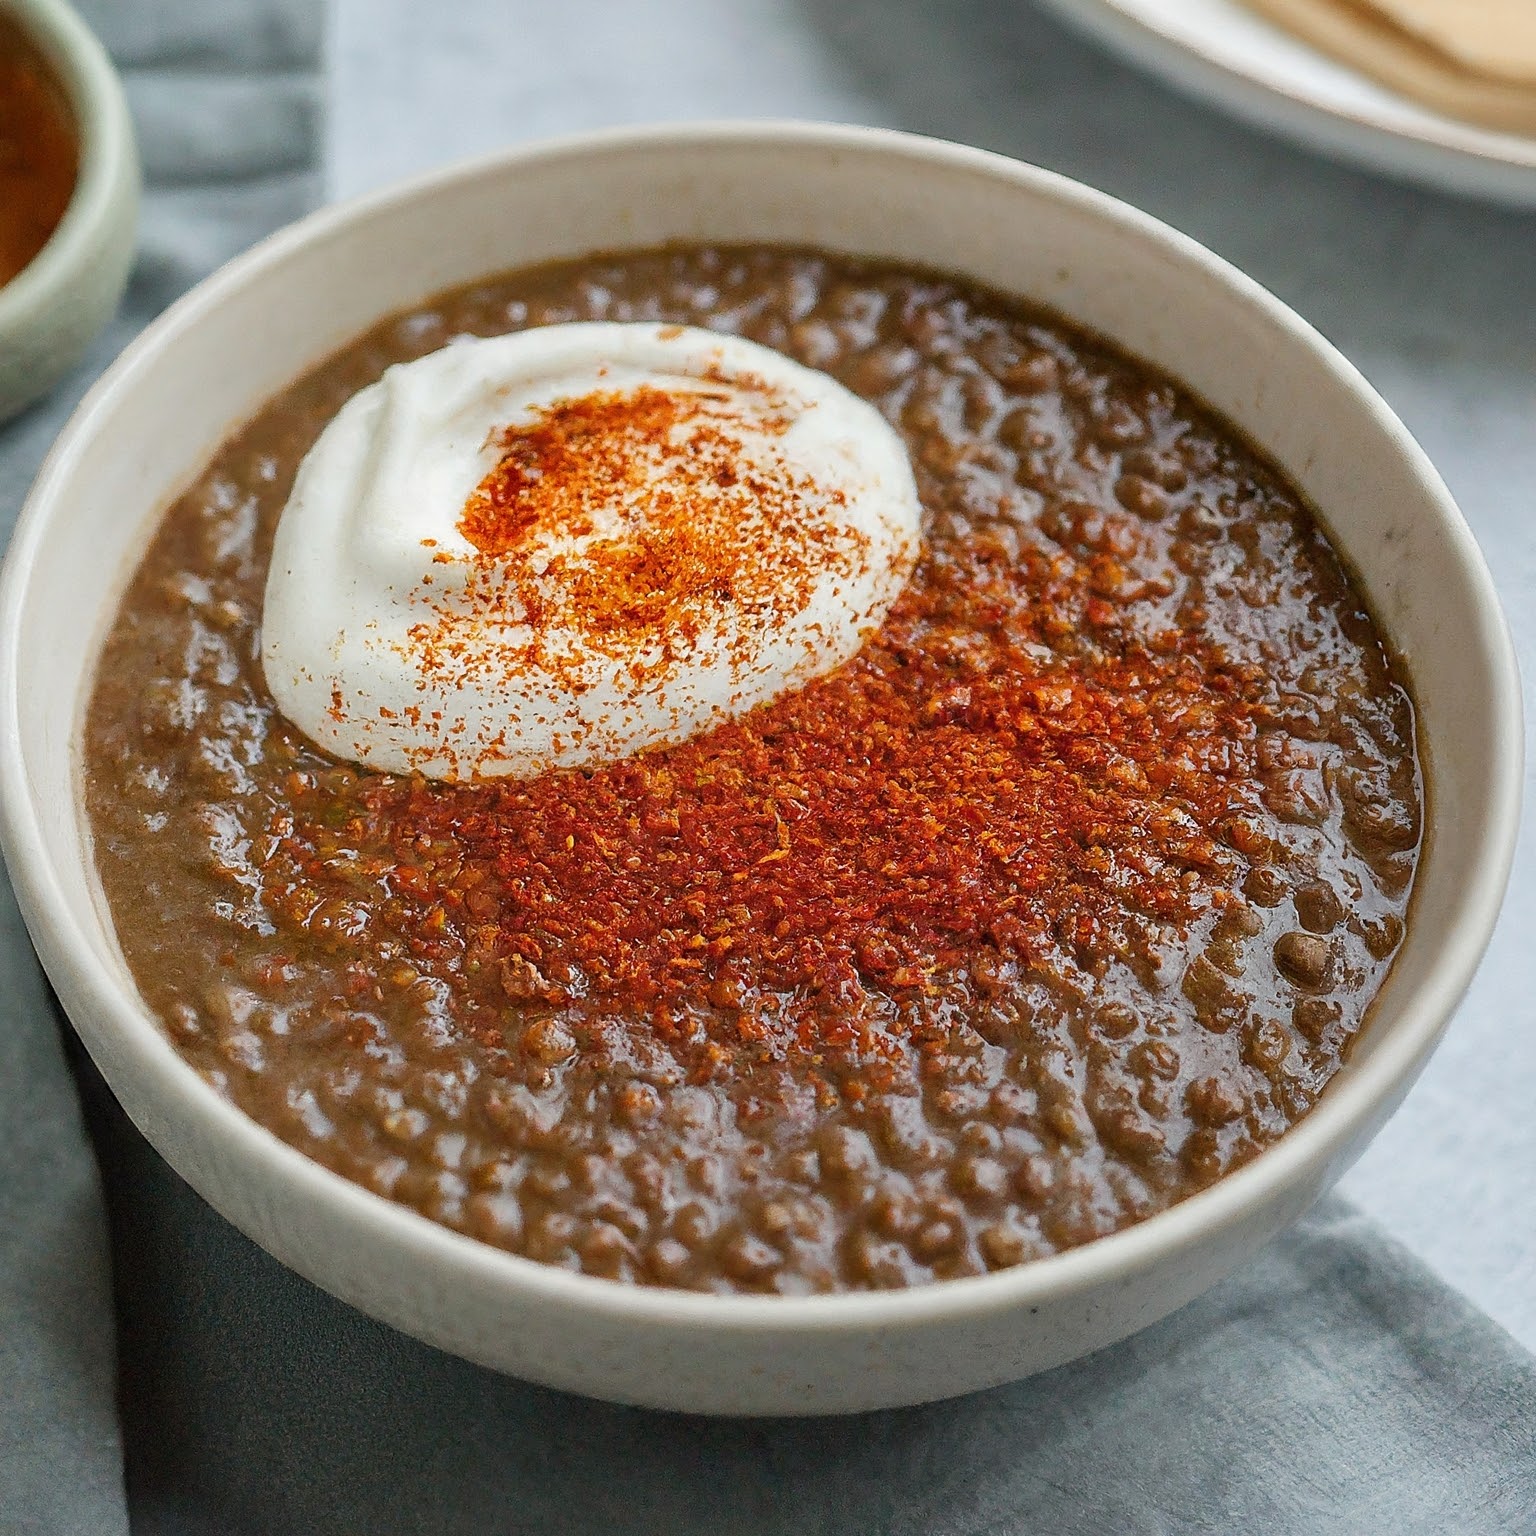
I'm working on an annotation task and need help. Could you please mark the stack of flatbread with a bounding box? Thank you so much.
[1245,0,1536,133]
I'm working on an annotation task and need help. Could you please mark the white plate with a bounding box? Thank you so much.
[1039,0,1536,205]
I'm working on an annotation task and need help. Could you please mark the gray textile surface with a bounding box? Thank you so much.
[0,2,322,1532]
[64,1035,1536,1536]
[2,1,1535,1532]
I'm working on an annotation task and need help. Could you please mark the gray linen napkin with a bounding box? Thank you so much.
[0,2,321,1532]
[4,4,1536,1533]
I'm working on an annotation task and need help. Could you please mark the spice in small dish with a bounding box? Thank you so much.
[0,10,77,288]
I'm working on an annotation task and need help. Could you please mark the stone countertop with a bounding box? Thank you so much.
[329,0,1536,1347]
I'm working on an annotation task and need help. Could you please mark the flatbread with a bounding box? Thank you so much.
[1361,1,1536,87]
[1246,0,1536,134]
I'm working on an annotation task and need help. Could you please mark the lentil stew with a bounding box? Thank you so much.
[83,246,1422,1294]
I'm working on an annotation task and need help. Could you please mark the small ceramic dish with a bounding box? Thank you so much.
[0,0,138,423]
[0,123,1520,1415]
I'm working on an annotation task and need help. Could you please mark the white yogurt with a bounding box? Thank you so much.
[261,322,921,780]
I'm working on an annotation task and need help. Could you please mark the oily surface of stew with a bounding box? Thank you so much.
[84,248,1421,1293]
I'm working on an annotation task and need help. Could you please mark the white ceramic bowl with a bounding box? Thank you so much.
[0,123,1520,1416]
[0,0,139,422]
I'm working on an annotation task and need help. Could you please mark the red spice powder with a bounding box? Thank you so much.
[454,383,807,654]
[279,526,1263,1064]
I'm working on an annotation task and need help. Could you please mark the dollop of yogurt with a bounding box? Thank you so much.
[261,322,921,780]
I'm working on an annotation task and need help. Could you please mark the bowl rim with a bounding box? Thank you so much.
[0,0,137,327]
[0,119,1522,1335]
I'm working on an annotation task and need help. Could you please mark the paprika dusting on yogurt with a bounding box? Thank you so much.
[0,11,77,288]
[444,381,861,686]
